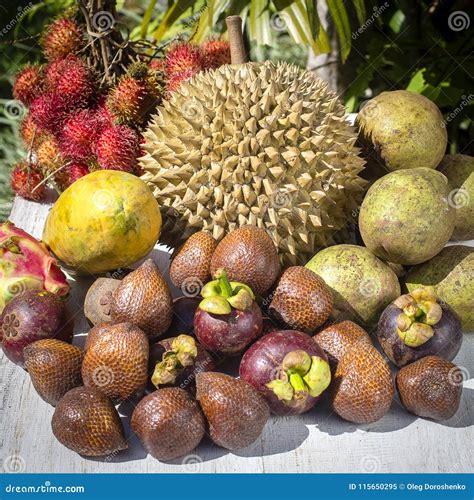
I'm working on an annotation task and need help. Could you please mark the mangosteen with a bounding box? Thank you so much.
[148,334,214,392]
[377,287,462,367]
[1,290,73,367]
[239,330,331,415]
[194,269,263,355]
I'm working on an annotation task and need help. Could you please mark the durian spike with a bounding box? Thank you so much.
[226,16,248,64]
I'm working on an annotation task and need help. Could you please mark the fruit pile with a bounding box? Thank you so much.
[10,12,230,202]
[1,13,472,464]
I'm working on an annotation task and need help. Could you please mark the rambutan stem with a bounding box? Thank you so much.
[31,162,71,193]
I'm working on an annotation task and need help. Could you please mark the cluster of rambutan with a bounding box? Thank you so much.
[10,14,231,202]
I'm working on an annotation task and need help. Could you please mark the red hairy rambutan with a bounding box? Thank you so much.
[37,136,63,174]
[106,76,156,125]
[10,162,45,201]
[166,69,199,96]
[30,93,69,134]
[96,125,139,172]
[165,42,204,75]
[20,114,48,149]
[45,55,94,106]
[13,65,44,105]
[42,17,83,60]
[201,38,231,69]
[55,162,89,191]
[60,109,101,161]
[149,58,165,73]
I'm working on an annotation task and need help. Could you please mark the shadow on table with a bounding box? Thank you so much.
[315,387,473,436]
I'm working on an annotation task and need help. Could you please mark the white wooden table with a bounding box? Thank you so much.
[1,196,473,474]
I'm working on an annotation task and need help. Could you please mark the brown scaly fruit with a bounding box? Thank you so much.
[169,231,217,292]
[24,339,83,406]
[313,320,372,371]
[196,372,269,450]
[111,259,172,339]
[52,386,127,457]
[42,17,83,61]
[82,322,149,401]
[396,356,462,421]
[210,226,279,296]
[131,388,205,461]
[84,278,121,326]
[269,266,333,333]
[330,344,394,424]
[141,61,366,265]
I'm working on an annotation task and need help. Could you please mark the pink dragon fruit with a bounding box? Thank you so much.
[0,221,69,311]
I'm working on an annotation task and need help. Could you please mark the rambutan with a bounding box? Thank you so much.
[201,38,231,69]
[37,136,63,174]
[165,42,204,75]
[42,17,83,60]
[106,76,156,125]
[149,58,165,73]
[96,125,139,171]
[166,69,199,95]
[20,114,48,149]
[13,65,44,105]
[55,162,89,191]
[45,55,94,106]
[10,162,45,201]
[60,109,101,161]
[30,93,69,134]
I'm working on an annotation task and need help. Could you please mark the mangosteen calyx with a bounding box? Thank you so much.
[199,269,255,314]
[266,350,331,403]
[394,287,443,348]
[151,334,198,388]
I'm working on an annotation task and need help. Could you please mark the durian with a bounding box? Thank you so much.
[140,61,367,265]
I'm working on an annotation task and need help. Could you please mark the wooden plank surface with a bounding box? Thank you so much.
[1,196,473,474]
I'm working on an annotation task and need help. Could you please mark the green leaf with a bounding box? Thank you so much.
[352,0,366,26]
[406,68,426,93]
[249,0,272,46]
[152,0,200,42]
[140,0,157,39]
[389,9,405,34]
[326,0,352,62]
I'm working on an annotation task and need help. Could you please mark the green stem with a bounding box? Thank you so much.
[289,373,307,393]
[217,269,233,298]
